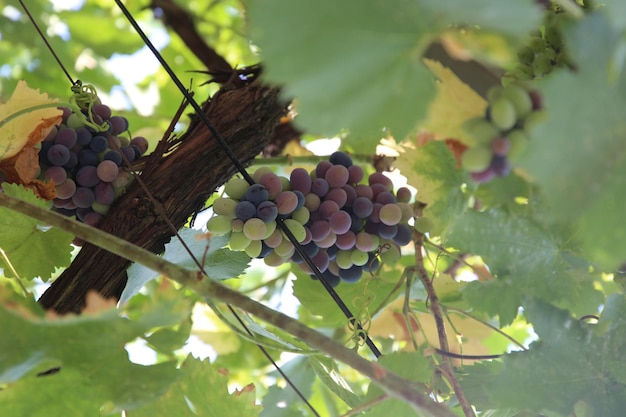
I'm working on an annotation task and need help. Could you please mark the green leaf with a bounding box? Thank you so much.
[309,357,361,408]
[445,209,604,324]
[0,291,189,415]
[395,141,471,235]
[361,351,433,417]
[261,356,316,417]
[519,12,626,269]
[0,184,72,280]
[247,0,438,148]
[132,355,260,417]
[484,298,626,415]
[421,0,543,38]
[122,229,250,304]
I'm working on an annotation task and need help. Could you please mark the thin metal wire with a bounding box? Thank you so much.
[113,0,382,359]
[18,0,75,85]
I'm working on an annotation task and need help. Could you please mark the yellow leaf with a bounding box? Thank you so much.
[0,81,62,199]
[420,59,488,144]
[0,80,61,160]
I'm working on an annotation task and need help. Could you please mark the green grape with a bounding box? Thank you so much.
[231,218,244,233]
[544,26,563,49]
[461,146,492,172]
[379,203,402,226]
[264,251,286,267]
[262,220,277,239]
[206,215,233,235]
[512,65,534,80]
[542,47,557,61]
[517,46,535,65]
[274,239,294,257]
[230,231,252,250]
[486,86,503,103]
[502,84,533,118]
[397,202,414,223]
[252,166,273,182]
[490,97,517,131]
[507,130,529,162]
[91,201,109,215]
[523,109,548,132]
[245,240,262,258]
[213,197,238,218]
[414,217,433,234]
[462,117,500,145]
[280,175,291,192]
[282,219,307,242]
[224,176,249,200]
[351,249,369,267]
[529,36,547,52]
[243,218,267,240]
[292,206,310,224]
[531,54,553,77]
[335,250,354,269]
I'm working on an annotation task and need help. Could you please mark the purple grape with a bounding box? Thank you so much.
[315,161,333,179]
[378,223,398,239]
[94,182,115,205]
[47,144,71,166]
[490,155,511,176]
[104,150,123,166]
[256,200,278,222]
[393,224,412,246]
[339,265,363,283]
[72,187,95,208]
[370,183,389,200]
[79,149,100,166]
[274,190,299,214]
[355,184,374,199]
[325,188,347,208]
[352,197,373,218]
[310,220,331,242]
[64,151,78,170]
[317,270,341,287]
[235,200,256,221]
[375,191,396,205]
[44,126,57,141]
[54,127,77,148]
[130,145,142,159]
[355,232,378,252]
[293,190,305,210]
[347,165,364,183]
[326,245,338,260]
[45,166,67,184]
[109,115,129,135]
[364,254,380,273]
[244,184,269,205]
[368,172,393,190]
[90,135,108,153]
[93,103,112,120]
[325,164,349,188]
[75,127,92,145]
[76,207,92,222]
[311,250,330,272]
[302,241,320,257]
[83,211,103,226]
[335,231,356,250]
[259,172,283,199]
[349,212,362,233]
[319,200,339,219]
[97,160,119,182]
[311,178,329,197]
[341,184,357,207]
[55,178,76,199]
[121,146,136,162]
[76,166,100,187]
[130,136,149,154]
[290,168,312,194]
[329,210,352,235]
[329,151,353,167]
[370,203,383,223]
[316,232,337,248]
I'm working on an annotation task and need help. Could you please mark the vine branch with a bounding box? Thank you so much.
[0,193,457,417]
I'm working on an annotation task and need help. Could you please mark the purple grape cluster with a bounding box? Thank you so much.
[39,104,148,245]
[207,152,414,286]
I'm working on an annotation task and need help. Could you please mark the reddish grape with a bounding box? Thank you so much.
[54,127,77,148]
[355,184,374,199]
[341,184,357,207]
[347,165,364,184]
[491,137,511,156]
[97,160,119,182]
[76,166,100,187]
[396,187,412,203]
[368,172,393,190]
[94,182,115,205]
[290,168,312,194]
[72,187,95,208]
[324,164,349,188]
[335,231,356,250]
[325,188,348,208]
[274,191,299,215]
[260,172,283,199]
[310,220,331,241]
[55,178,76,199]
[352,197,373,218]
[319,200,339,219]
[315,161,333,178]
[329,210,352,234]
[311,178,330,197]
[47,144,71,166]
[45,166,67,184]
[130,136,149,154]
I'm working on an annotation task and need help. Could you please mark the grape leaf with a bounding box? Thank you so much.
[395,140,471,235]
[261,356,316,417]
[0,183,73,280]
[445,209,603,324]
[122,229,250,304]
[247,0,438,148]
[519,12,626,269]
[481,298,626,415]
[421,59,488,144]
[132,355,260,417]
[309,357,361,408]
[0,289,192,415]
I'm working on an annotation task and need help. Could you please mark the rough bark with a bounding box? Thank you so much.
[39,81,287,313]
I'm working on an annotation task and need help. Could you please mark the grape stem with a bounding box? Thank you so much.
[0,192,458,417]
[413,219,476,417]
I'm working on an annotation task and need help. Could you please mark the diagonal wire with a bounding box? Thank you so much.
[114,0,382,359]
[20,2,322,414]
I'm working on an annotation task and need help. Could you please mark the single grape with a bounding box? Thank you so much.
[325,188,347,208]
[352,196,373,218]
[325,164,349,188]
[335,230,356,250]
[370,203,383,223]
[339,265,363,283]
[94,182,115,205]
[235,200,257,221]
[230,231,252,250]
[291,206,310,224]
[76,166,100,187]
[264,251,288,267]
[293,190,305,210]
[329,151,353,167]
[244,184,269,205]
[91,201,110,215]
[318,270,341,287]
[341,184,357,207]
[261,220,277,239]
[258,242,273,258]
[256,200,278,222]
[315,161,333,179]
[83,211,103,227]
[79,149,100,166]
[311,178,329,197]
[64,151,78,170]
[470,167,496,183]
[319,200,340,219]
[290,168,312,194]
[310,220,331,242]
[282,218,307,242]
[502,84,533,118]
[264,228,283,248]
[507,130,529,162]
[93,103,112,120]
[72,187,95,208]
[65,113,84,130]
[231,218,244,233]
[104,150,123,166]
[379,203,402,226]
[375,191,396,205]
[355,232,379,252]
[207,215,234,235]
[347,165,363,184]
[97,160,119,182]
[368,172,393,190]
[55,127,77,148]
[245,240,263,258]
[252,166,273,182]
[490,97,517,131]
[274,239,295,258]
[224,176,249,199]
[379,243,401,264]
[109,115,129,135]
[112,170,132,189]
[90,135,108,153]
[301,241,320,258]
[491,137,511,156]
[120,146,136,162]
[259,172,283,199]
[351,249,369,267]
[47,144,71,166]
[329,210,352,235]
[461,146,492,172]
[45,166,67,185]
[274,190,299,215]
[130,136,149,154]
[55,178,76,199]
[355,184,374,200]
[378,223,398,240]
[490,155,511,176]
[462,116,501,145]
[304,192,321,211]
[335,250,354,269]
[213,197,238,218]
[311,250,330,272]
[393,224,412,246]
[396,187,412,203]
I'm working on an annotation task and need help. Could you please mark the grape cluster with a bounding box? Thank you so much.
[461,83,544,182]
[206,152,414,286]
[39,101,148,244]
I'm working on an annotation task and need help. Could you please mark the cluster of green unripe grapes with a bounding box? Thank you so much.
[461,83,544,182]
[206,152,415,286]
